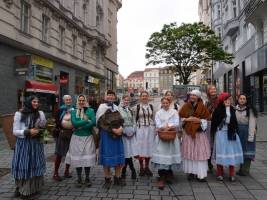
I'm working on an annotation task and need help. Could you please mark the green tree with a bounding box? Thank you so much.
[145,22,233,85]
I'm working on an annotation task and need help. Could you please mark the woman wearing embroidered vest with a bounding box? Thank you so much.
[53,95,75,181]
[179,90,210,182]
[236,94,257,176]
[65,94,96,187]
[118,95,138,180]
[211,92,243,182]
[152,97,181,190]
[96,90,125,188]
[134,91,155,177]
[12,96,47,199]
[205,85,219,172]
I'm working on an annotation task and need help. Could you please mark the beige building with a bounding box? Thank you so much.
[159,66,173,94]
[124,71,144,93]
[144,68,159,94]
[0,0,121,114]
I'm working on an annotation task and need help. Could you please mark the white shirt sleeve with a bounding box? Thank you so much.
[225,107,231,124]
[155,112,163,129]
[37,111,47,128]
[13,112,25,138]
[168,112,180,127]
[200,119,208,131]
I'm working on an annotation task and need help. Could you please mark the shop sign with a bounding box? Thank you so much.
[14,55,31,76]
[85,75,100,84]
[31,55,54,83]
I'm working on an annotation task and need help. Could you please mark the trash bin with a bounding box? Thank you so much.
[0,114,16,150]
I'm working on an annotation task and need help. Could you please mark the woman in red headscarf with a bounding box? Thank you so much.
[211,92,243,182]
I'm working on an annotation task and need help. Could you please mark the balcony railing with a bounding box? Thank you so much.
[224,17,239,36]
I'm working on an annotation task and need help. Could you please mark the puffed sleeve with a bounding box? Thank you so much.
[155,111,162,129]
[38,111,47,128]
[13,112,26,138]
[168,111,180,127]
[200,119,208,131]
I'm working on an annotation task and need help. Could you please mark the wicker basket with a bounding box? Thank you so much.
[0,113,16,149]
[158,130,177,142]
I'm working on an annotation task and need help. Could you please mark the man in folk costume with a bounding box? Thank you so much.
[179,90,211,182]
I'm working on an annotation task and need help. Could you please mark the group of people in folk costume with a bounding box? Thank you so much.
[11,86,257,199]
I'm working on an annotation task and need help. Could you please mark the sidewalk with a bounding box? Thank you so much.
[0,137,267,199]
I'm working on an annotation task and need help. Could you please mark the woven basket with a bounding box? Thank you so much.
[0,113,16,149]
[158,130,176,142]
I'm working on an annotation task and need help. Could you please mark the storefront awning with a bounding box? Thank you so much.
[25,80,57,94]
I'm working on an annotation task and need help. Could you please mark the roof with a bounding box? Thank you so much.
[144,67,160,72]
[127,71,144,79]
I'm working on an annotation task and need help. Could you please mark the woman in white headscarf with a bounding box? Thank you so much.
[179,90,211,182]
[65,94,96,187]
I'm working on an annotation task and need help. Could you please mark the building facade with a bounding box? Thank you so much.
[200,0,267,112]
[0,0,121,115]
[124,71,144,94]
[159,66,174,94]
[144,68,159,94]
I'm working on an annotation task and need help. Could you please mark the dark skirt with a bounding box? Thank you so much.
[55,131,72,156]
[99,130,124,167]
[238,124,256,160]
[12,138,46,179]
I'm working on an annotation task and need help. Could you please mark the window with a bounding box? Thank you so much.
[217,5,221,19]
[232,0,237,18]
[72,35,77,56]
[106,69,114,90]
[59,26,65,49]
[83,4,87,24]
[218,27,222,38]
[82,41,86,61]
[42,15,50,42]
[20,0,30,33]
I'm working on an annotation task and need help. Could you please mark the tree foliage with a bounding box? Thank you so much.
[145,22,233,84]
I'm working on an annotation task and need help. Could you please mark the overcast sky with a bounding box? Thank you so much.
[117,0,199,78]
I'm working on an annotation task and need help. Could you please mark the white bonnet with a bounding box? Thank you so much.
[190,89,201,98]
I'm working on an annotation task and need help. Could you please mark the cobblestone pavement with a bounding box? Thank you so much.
[0,136,267,200]
[1,98,267,200]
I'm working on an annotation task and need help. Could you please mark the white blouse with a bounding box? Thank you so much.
[13,111,47,138]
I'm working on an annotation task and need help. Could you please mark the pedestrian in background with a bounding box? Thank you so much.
[65,94,96,187]
[179,90,210,182]
[12,96,47,199]
[205,85,219,172]
[236,94,257,176]
[152,97,181,190]
[53,95,75,181]
[211,92,243,182]
[96,90,125,188]
[118,95,137,180]
[134,91,155,177]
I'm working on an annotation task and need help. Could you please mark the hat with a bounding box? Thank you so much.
[218,92,231,103]
[190,89,201,98]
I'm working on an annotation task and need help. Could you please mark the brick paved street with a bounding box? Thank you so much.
[0,138,267,200]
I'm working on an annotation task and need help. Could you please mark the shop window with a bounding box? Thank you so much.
[20,0,30,33]
[234,66,240,101]
[228,71,233,96]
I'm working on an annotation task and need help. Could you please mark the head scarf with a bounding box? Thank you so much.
[218,92,231,104]
[190,90,201,98]
[76,94,89,120]
[20,95,40,128]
